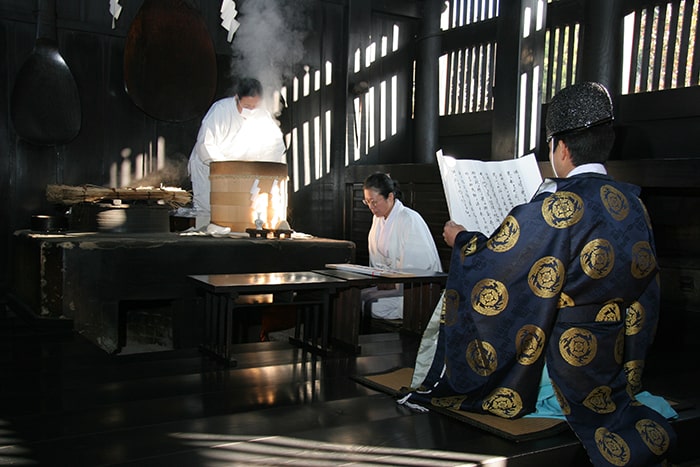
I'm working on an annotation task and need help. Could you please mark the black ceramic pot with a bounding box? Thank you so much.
[31,214,66,232]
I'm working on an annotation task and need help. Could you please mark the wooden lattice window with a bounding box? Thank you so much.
[440,43,498,115]
[440,0,500,116]
[441,0,500,29]
[623,0,700,94]
[542,21,581,101]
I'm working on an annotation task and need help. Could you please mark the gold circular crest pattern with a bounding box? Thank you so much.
[596,302,622,322]
[580,239,615,279]
[431,395,467,410]
[471,279,509,316]
[559,327,598,367]
[487,215,520,252]
[482,387,523,418]
[466,339,498,376]
[624,360,644,394]
[515,324,546,365]
[542,191,584,228]
[461,235,479,261]
[583,386,616,414]
[595,427,631,466]
[600,184,630,221]
[551,380,571,415]
[528,256,565,298]
[635,419,670,456]
[625,301,645,336]
[558,292,575,309]
[631,241,656,279]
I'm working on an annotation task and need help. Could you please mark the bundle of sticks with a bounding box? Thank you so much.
[46,184,191,207]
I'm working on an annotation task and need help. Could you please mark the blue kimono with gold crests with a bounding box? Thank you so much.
[406,174,676,466]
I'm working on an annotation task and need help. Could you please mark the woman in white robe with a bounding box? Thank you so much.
[361,173,442,320]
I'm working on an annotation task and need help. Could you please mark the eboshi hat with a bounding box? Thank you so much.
[545,82,614,141]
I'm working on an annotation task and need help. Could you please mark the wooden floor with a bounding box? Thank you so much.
[1,305,699,466]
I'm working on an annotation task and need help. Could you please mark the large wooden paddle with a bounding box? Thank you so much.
[10,0,81,145]
[123,0,217,122]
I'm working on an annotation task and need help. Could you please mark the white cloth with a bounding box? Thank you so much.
[410,290,443,387]
[363,199,442,320]
[187,97,286,223]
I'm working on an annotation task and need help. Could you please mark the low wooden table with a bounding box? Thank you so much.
[189,271,347,365]
[313,268,447,353]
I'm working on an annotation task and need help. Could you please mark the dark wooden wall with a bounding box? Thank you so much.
[0,0,237,296]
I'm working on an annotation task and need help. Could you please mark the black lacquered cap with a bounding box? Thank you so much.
[545,82,614,140]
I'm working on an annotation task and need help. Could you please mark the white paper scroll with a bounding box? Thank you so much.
[436,150,543,236]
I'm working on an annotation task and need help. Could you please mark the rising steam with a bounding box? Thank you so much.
[230,0,313,112]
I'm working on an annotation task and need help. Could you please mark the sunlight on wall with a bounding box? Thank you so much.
[303,67,311,97]
[516,1,545,157]
[530,65,541,146]
[284,61,335,191]
[439,54,447,116]
[281,21,405,192]
[392,24,400,52]
[367,86,376,149]
[352,96,362,163]
[518,73,528,157]
[345,25,402,166]
[291,127,299,192]
[325,110,332,172]
[314,115,322,180]
[302,121,311,186]
[441,0,499,30]
[380,80,387,141]
[292,76,299,101]
[366,40,376,67]
[391,75,398,136]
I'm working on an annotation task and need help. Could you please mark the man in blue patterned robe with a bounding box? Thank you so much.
[403,82,676,466]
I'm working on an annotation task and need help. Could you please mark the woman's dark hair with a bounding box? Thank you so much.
[363,172,403,201]
[236,77,263,98]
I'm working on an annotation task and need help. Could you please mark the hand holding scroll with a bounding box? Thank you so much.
[443,220,465,247]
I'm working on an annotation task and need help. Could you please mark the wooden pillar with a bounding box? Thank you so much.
[328,1,350,237]
[413,0,442,164]
[580,0,623,96]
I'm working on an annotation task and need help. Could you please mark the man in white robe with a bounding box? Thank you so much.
[188,78,286,228]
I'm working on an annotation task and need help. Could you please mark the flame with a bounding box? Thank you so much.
[249,177,288,229]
